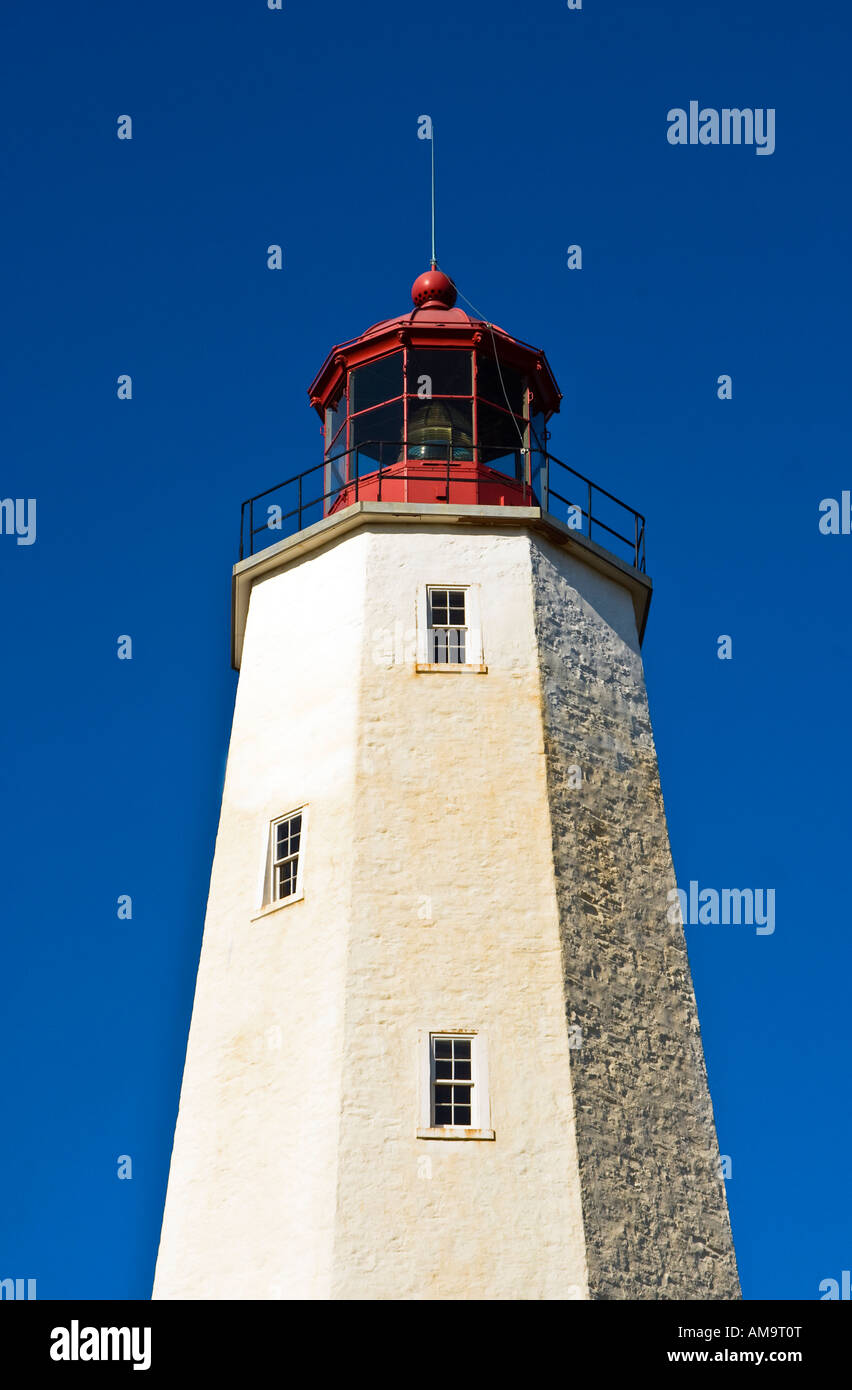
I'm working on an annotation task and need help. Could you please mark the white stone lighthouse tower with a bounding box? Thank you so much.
[154,268,739,1300]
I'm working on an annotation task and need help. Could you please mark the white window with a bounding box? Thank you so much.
[264,808,305,907]
[428,587,467,663]
[415,585,486,672]
[432,1035,473,1124]
[417,1030,494,1140]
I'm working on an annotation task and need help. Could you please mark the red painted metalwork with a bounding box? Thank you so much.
[307,267,563,514]
[240,267,647,570]
[239,448,647,572]
[411,268,457,308]
[328,459,534,513]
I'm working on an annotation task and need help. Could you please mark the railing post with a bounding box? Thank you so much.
[634,511,638,568]
[249,498,254,556]
[298,472,302,531]
[587,481,593,541]
[354,450,359,502]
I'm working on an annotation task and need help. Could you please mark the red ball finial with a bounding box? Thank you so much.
[411,267,457,309]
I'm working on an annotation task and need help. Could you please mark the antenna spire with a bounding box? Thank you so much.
[430,125,436,268]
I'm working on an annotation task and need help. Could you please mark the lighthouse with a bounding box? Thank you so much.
[153,267,739,1300]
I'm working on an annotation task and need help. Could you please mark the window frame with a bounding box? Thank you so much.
[254,805,308,917]
[415,583,486,674]
[427,586,468,664]
[348,349,404,416]
[417,1029,494,1140]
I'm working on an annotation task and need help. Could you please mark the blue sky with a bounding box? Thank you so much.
[1,0,849,1299]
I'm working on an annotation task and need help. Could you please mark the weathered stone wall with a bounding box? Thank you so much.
[529,535,740,1299]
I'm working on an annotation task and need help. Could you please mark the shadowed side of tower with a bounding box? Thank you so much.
[530,539,740,1298]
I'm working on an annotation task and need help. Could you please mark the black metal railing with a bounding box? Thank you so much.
[238,443,646,572]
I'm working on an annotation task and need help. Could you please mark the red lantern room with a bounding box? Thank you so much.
[237,268,645,578]
[307,267,562,513]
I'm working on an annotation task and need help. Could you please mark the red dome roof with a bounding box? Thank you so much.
[355,302,484,340]
[307,268,561,418]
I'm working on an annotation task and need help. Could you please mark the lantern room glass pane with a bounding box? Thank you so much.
[350,402,404,467]
[478,402,527,477]
[324,391,347,452]
[476,354,525,414]
[325,393,348,500]
[530,410,547,504]
[531,450,547,505]
[325,446,348,507]
[350,352,403,414]
[407,349,472,398]
[407,399,473,460]
[324,399,348,505]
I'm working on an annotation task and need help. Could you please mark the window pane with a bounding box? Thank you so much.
[447,630,465,663]
[530,411,546,449]
[326,442,348,500]
[454,1060,471,1080]
[431,628,466,664]
[277,819,301,857]
[435,1060,452,1079]
[350,353,403,413]
[453,1039,471,1059]
[434,1039,452,1059]
[478,402,526,452]
[407,399,473,460]
[453,1086,471,1106]
[531,457,546,503]
[430,591,449,624]
[277,860,297,897]
[324,391,347,452]
[408,349,472,397]
[477,354,525,413]
[477,402,525,478]
[350,403,404,466]
[454,1105,471,1126]
[435,1105,452,1125]
[326,392,349,508]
